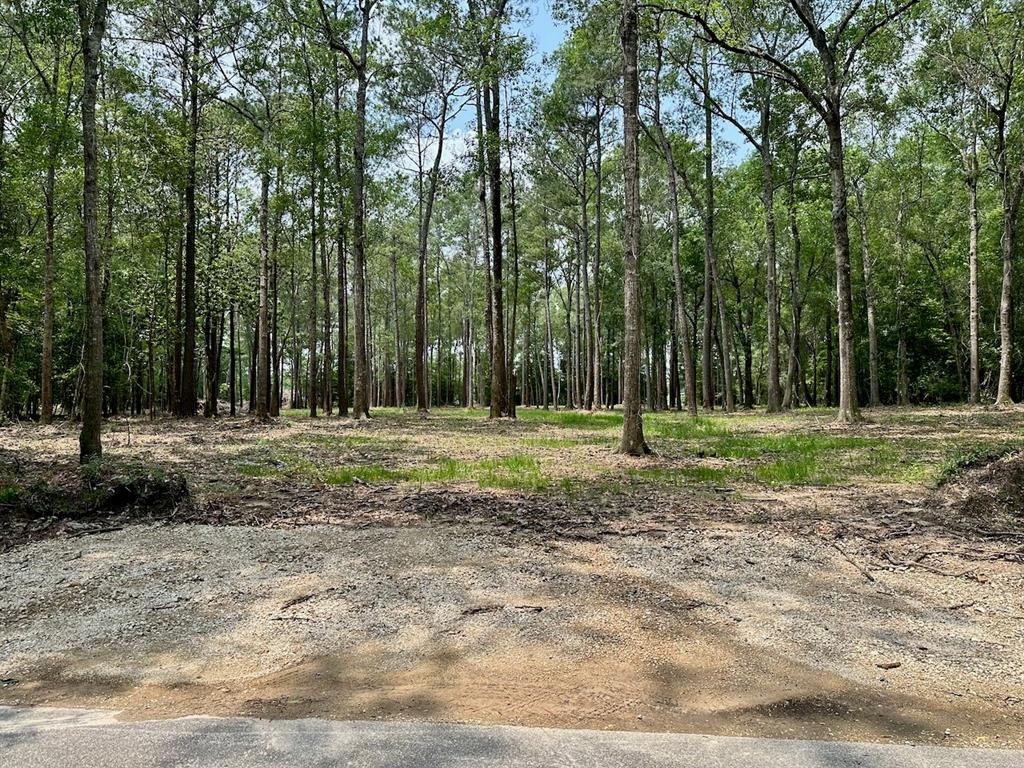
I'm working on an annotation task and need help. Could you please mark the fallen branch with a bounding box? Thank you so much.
[830,541,875,582]
[280,588,337,611]
[883,551,986,582]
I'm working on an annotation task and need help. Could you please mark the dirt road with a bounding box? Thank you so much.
[2,515,1022,747]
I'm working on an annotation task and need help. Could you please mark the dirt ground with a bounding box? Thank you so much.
[1,407,1023,748]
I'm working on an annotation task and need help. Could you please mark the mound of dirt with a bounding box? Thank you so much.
[0,449,191,551]
[934,451,1024,535]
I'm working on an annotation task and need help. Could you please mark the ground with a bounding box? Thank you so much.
[1,406,1023,749]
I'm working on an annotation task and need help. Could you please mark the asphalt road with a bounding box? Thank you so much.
[2,706,1022,767]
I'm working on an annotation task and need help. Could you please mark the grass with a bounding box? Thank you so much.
[238,448,552,492]
[0,483,20,504]
[224,405,1024,493]
[935,439,1024,485]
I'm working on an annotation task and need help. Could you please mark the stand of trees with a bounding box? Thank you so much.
[1,0,1022,459]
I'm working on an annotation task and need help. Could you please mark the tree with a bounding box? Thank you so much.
[644,17,697,415]
[77,0,106,462]
[393,1,471,415]
[316,0,376,419]
[934,0,1024,406]
[665,0,922,422]
[619,0,650,454]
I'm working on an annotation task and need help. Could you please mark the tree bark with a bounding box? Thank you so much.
[967,144,980,404]
[484,76,509,418]
[618,0,649,455]
[761,85,781,413]
[41,163,56,424]
[351,19,371,419]
[179,3,201,418]
[256,141,271,420]
[853,178,880,407]
[825,116,860,422]
[995,111,1020,406]
[77,0,107,462]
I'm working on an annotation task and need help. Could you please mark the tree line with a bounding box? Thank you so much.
[0,0,1021,459]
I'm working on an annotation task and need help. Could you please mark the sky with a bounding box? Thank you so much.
[520,0,565,65]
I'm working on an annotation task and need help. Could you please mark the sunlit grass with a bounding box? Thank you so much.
[231,405,1024,492]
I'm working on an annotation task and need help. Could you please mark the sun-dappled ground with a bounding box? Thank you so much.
[1,405,1023,747]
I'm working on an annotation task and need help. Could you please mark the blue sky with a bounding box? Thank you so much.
[519,0,565,64]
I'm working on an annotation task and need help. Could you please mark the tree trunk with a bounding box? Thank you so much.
[484,77,509,418]
[391,239,402,407]
[967,148,980,404]
[78,0,107,462]
[256,148,271,420]
[179,7,200,419]
[352,59,370,418]
[825,115,860,422]
[229,303,236,416]
[308,166,318,418]
[41,163,56,424]
[618,0,649,455]
[996,133,1018,406]
[783,144,803,410]
[853,179,880,407]
[761,86,781,412]
[591,100,604,411]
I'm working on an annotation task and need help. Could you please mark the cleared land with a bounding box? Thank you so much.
[1,406,1023,748]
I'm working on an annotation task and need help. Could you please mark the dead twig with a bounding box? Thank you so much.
[883,551,986,582]
[830,541,875,582]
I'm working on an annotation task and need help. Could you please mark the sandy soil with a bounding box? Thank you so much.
[1,409,1023,748]
[2,515,1023,746]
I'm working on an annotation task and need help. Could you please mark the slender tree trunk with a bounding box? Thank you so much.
[256,146,270,420]
[700,60,715,412]
[337,217,348,416]
[172,205,183,414]
[475,85,493,409]
[825,115,860,422]
[179,7,200,418]
[321,180,332,414]
[619,0,648,455]
[854,179,880,407]
[783,145,803,410]
[270,176,282,417]
[78,0,107,462]
[996,129,1018,406]
[506,109,520,417]
[485,77,508,418]
[352,59,370,418]
[543,240,556,410]
[701,57,735,413]
[579,161,593,411]
[415,105,448,414]
[896,201,910,406]
[967,149,981,404]
[591,101,604,411]
[229,303,236,416]
[761,86,781,413]
[308,165,318,417]
[41,163,56,424]
[391,239,401,407]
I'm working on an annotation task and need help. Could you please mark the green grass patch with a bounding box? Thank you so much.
[520,436,580,449]
[935,440,1024,486]
[516,409,623,430]
[756,457,826,485]
[238,463,280,478]
[628,465,732,486]
[324,464,405,484]
[0,483,21,504]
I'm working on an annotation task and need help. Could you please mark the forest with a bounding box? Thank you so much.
[2,0,1022,457]
[3,0,1024,763]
